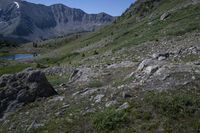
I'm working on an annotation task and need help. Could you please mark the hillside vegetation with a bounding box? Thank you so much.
[1,0,200,132]
[37,0,200,66]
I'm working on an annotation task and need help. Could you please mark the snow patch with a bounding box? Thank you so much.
[14,2,20,9]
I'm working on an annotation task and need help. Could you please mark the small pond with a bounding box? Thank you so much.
[0,54,37,60]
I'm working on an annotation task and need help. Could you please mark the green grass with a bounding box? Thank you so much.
[145,91,200,118]
[47,74,70,86]
[0,62,31,76]
[92,107,128,132]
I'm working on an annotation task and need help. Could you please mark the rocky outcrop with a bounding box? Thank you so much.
[133,47,200,90]
[0,68,57,119]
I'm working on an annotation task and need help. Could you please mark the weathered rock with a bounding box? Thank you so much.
[122,92,132,98]
[27,120,44,131]
[48,96,65,102]
[94,94,105,103]
[0,69,57,118]
[151,53,170,60]
[118,102,129,110]
[68,68,96,84]
[137,59,154,71]
[160,12,170,21]
[105,100,117,107]
[144,65,159,75]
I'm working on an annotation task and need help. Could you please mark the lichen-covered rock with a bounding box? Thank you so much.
[0,69,57,119]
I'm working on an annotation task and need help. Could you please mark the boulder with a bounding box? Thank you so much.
[0,69,57,118]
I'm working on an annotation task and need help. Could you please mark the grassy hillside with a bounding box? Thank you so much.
[35,0,200,66]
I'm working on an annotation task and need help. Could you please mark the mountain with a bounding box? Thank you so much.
[0,0,114,42]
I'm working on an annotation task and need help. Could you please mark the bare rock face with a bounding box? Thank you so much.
[0,69,57,119]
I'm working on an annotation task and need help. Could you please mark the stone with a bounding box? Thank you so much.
[68,68,95,84]
[152,53,170,60]
[137,59,153,71]
[144,65,159,75]
[27,120,44,131]
[81,88,98,97]
[94,94,105,103]
[122,92,132,98]
[118,102,129,110]
[48,96,65,102]
[160,12,170,21]
[105,101,117,107]
[158,56,166,61]
[0,69,57,118]
[59,83,66,87]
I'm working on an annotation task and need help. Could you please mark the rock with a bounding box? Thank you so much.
[42,66,72,76]
[0,69,57,118]
[59,83,66,87]
[27,120,44,131]
[118,102,129,110]
[27,120,36,131]
[152,53,170,60]
[160,12,170,21]
[144,65,159,75]
[61,104,70,109]
[48,96,65,102]
[158,56,166,61]
[68,68,96,84]
[81,88,98,97]
[141,63,200,90]
[105,101,117,107]
[137,59,153,71]
[94,94,104,103]
[83,108,96,115]
[193,62,200,65]
[122,92,132,98]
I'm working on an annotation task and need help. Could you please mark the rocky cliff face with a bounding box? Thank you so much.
[0,0,114,42]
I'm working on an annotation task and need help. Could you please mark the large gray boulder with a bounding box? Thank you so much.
[0,69,57,118]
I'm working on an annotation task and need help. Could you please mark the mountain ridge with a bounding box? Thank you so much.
[0,0,114,42]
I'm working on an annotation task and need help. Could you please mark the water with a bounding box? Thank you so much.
[0,54,36,60]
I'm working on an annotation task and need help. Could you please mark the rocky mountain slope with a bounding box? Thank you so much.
[0,0,114,42]
[1,0,200,132]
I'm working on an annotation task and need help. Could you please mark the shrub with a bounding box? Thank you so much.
[145,91,200,118]
[92,108,128,131]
